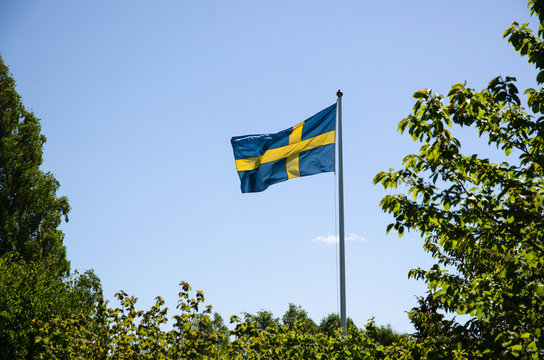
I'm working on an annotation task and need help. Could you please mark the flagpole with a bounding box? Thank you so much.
[336,90,347,336]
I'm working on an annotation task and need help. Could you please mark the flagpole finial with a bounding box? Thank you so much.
[337,89,343,98]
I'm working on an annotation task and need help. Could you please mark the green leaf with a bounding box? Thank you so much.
[413,89,430,99]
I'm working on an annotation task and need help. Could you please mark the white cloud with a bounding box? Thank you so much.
[312,234,338,244]
[311,233,367,245]
[347,233,367,243]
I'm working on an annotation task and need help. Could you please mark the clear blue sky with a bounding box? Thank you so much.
[0,0,538,333]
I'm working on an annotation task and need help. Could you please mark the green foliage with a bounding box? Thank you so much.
[0,255,102,360]
[318,313,356,337]
[0,56,103,360]
[36,282,415,359]
[368,324,406,347]
[282,303,319,334]
[374,1,544,357]
[37,282,230,359]
[229,309,413,359]
[243,309,281,330]
[0,57,70,273]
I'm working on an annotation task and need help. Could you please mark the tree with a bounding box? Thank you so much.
[374,1,544,357]
[0,255,101,360]
[243,309,281,330]
[367,324,406,347]
[282,303,319,334]
[0,56,70,273]
[318,313,356,336]
[36,279,419,359]
[37,282,230,359]
[0,57,102,360]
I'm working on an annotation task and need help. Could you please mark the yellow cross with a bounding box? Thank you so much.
[286,122,304,178]
[234,122,335,175]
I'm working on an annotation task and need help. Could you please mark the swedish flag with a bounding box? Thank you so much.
[231,104,337,193]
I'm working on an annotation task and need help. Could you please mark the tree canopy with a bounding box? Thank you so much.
[0,57,102,360]
[0,56,70,274]
[374,0,544,357]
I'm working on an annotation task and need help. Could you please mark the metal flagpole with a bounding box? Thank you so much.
[336,89,347,336]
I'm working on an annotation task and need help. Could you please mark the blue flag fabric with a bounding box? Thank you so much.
[231,103,336,193]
